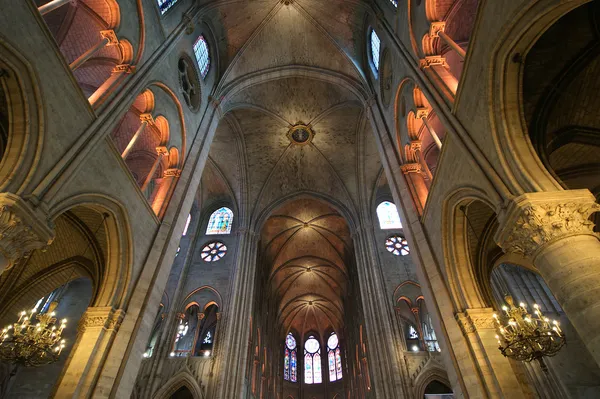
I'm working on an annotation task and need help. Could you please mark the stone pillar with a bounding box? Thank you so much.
[38,0,76,15]
[151,168,181,217]
[54,307,125,397]
[352,225,407,398]
[0,193,54,275]
[495,189,600,365]
[70,30,119,71]
[416,108,443,150]
[401,163,428,215]
[214,228,259,398]
[430,22,466,59]
[122,113,154,159]
[88,64,136,108]
[455,308,528,398]
[420,56,458,98]
[141,146,169,193]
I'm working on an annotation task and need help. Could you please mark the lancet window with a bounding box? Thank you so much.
[370,29,381,73]
[157,0,178,14]
[206,207,233,235]
[376,201,402,229]
[284,333,297,382]
[304,335,322,384]
[193,35,211,79]
[327,332,343,382]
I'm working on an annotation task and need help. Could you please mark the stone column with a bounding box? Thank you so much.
[70,30,119,71]
[151,168,181,216]
[88,64,136,108]
[455,308,528,398]
[352,225,407,398]
[430,22,466,59]
[0,193,54,275]
[38,0,76,15]
[420,56,458,99]
[141,146,169,193]
[214,228,259,398]
[122,113,154,159]
[416,108,443,150]
[401,163,428,215]
[495,189,600,365]
[54,307,125,397]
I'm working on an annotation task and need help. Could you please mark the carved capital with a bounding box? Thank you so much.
[156,146,169,156]
[409,140,422,152]
[495,190,600,258]
[175,312,186,320]
[416,107,429,120]
[419,56,447,69]
[401,163,422,174]
[112,64,135,74]
[163,168,181,178]
[140,113,154,125]
[455,308,495,336]
[198,313,206,321]
[78,307,125,333]
[0,194,55,272]
[429,21,446,38]
[100,30,119,45]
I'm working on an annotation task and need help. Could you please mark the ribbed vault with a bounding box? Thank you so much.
[261,198,352,339]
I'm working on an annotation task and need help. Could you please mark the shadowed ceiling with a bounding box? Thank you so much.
[261,198,352,339]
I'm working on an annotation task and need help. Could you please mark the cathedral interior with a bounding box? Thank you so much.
[0,0,599,398]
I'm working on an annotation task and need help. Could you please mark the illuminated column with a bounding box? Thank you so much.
[151,168,181,217]
[89,64,136,108]
[410,140,433,182]
[38,0,76,15]
[430,22,466,59]
[0,193,54,275]
[122,113,155,159]
[417,108,442,150]
[54,307,125,397]
[401,163,428,215]
[141,146,169,193]
[495,190,600,365]
[420,56,458,98]
[70,30,119,71]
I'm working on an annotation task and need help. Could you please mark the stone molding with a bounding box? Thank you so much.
[112,64,135,74]
[455,308,496,336]
[0,193,55,271]
[78,307,125,333]
[495,190,600,257]
[163,168,182,178]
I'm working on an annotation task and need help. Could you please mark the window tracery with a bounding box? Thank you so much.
[206,207,233,235]
[327,332,342,382]
[200,241,227,262]
[304,335,322,384]
[193,36,211,79]
[284,332,297,382]
[370,29,381,73]
[157,0,178,14]
[386,236,410,256]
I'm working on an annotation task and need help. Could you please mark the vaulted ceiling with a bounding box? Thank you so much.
[261,198,352,338]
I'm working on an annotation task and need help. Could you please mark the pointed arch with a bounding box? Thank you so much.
[152,370,204,399]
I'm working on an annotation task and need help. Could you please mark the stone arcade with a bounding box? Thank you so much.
[0,0,599,398]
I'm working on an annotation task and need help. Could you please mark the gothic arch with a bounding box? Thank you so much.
[152,370,204,399]
[0,40,44,194]
[490,0,592,193]
[414,368,452,399]
[181,285,223,311]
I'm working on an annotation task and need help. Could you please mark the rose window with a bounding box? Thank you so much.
[200,241,227,262]
[385,236,409,256]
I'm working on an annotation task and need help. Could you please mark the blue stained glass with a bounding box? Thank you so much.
[304,335,322,384]
[193,36,211,79]
[371,30,381,73]
[284,348,290,380]
[284,333,297,382]
[389,0,398,7]
[157,0,178,14]
[291,350,297,382]
[206,207,233,235]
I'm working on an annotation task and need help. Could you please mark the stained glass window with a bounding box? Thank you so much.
[206,207,233,235]
[327,332,343,382]
[389,0,398,7]
[193,35,210,79]
[157,0,178,14]
[408,325,419,339]
[183,214,191,236]
[385,236,410,256]
[370,29,381,73]
[200,241,227,262]
[203,331,212,344]
[376,201,402,229]
[304,335,322,384]
[284,333,297,382]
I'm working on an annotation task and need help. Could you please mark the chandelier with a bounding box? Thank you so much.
[0,301,67,367]
[493,296,565,372]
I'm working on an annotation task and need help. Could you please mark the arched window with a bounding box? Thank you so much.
[193,35,211,79]
[327,332,342,382]
[388,0,398,7]
[206,207,233,235]
[304,335,322,384]
[370,29,381,74]
[182,214,192,236]
[407,324,420,352]
[284,333,297,382]
[157,0,178,14]
[422,314,440,352]
[376,201,402,229]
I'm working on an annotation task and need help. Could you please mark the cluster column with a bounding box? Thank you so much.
[495,189,600,365]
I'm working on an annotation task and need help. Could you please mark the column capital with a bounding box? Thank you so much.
[420,56,448,69]
[416,107,429,119]
[139,113,154,125]
[198,313,206,321]
[455,308,496,336]
[112,64,136,74]
[495,190,600,258]
[100,30,119,45]
[156,146,169,156]
[429,21,446,38]
[0,193,55,272]
[400,162,422,174]
[163,168,181,178]
[409,140,422,151]
[77,307,125,333]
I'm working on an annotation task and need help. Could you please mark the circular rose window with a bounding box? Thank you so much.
[385,236,409,256]
[200,241,227,262]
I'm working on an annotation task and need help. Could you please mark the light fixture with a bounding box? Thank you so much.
[494,296,565,372]
[203,350,211,357]
[411,345,419,352]
[170,352,175,357]
[0,302,66,367]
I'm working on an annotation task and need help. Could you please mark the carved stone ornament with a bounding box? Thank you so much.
[428,21,446,38]
[100,30,119,45]
[163,168,182,178]
[78,307,125,333]
[401,163,422,174]
[495,190,600,257]
[112,64,135,74]
[419,56,448,69]
[0,193,55,272]
[455,308,496,336]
